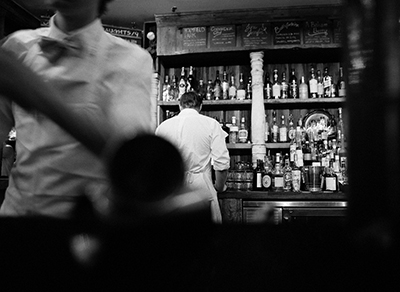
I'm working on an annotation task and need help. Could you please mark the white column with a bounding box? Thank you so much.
[250,51,266,167]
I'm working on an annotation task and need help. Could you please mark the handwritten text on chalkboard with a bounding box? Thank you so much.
[273,22,301,45]
[304,21,331,44]
[183,26,207,48]
[210,25,236,48]
[242,23,270,47]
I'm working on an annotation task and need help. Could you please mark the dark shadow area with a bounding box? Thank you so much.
[0,216,398,292]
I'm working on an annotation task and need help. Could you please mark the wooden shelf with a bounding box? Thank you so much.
[159,97,345,111]
[227,143,252,150]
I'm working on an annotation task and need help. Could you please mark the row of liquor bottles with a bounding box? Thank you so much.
[250,150,347,193]
[224,108,345,146]
[161,65,346,101]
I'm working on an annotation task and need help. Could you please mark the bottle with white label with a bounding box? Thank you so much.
[279,115,288,143]
[238,117,249,143]
[229,116,239,144]
[272,153,284,192]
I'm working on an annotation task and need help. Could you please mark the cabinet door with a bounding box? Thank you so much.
[219,198,242,223]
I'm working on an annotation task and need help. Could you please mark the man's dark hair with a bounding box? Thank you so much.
[99,0,114,16]
[179,91,203,109]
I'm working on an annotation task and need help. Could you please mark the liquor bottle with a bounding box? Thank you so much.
[317,70,324,98]
[221,71,229,100]
[262,155,273,190]
[299,76,309,99]
[283,154,292,192]
[337,66,346,97]
[246,76,252,99]
[238,117,249,143]
[303,141,312,165]
[323,67,333,98]
[264,72,272,99]
[237,73,246,100]
[337,107,345,148]
[169,75,179,101]
[253,159,265,191]
[309,67,318,98]
[272,153,284,192]
[205,79,214,100]
[322,159,339,192]
[289,68,298,99]
[228,75,237,99]
[187,66,196,92]
[221,119,230,143]
[229,116,239,144]
[287,114,296,142]
[264,114,270,143]
[178,66,187,100]
[281,71,288,99]
[271,112,279,143]
[279,114,288,143]
[162,74,171,101]
[291,153,302,192]
[197,79,206,99]
[272,69,281,99]
[213,70,222,100]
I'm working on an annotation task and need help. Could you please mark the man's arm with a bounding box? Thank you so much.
[214,169,228,193]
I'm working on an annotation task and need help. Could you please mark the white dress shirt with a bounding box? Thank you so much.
[155,108,230,222]
[0,16,154,217]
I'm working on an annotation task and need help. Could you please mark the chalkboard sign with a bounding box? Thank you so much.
[210,25,236,48]
[182,26,207,49]
[242,23,271,47]
[332,19,343,44]
[103,24,142,45]
[304,20,331,44]
[273,22,301,45]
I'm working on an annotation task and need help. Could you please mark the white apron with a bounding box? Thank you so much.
[177,116,222,223]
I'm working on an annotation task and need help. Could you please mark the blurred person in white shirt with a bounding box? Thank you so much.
[156,91,230,223]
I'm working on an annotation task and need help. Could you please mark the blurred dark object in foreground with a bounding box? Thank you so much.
[0,216,398,292]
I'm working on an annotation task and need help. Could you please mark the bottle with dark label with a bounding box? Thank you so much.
[262,155,273,190]
[253,159,265,191]
[264,72,272,99]
[289,69,298,99]
[213,70,222,100]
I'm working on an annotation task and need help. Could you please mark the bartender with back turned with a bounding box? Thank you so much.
[156,91,230,223]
